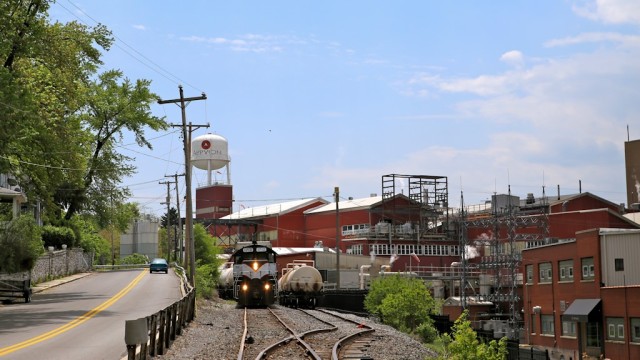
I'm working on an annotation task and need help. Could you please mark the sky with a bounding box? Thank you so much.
[49,0,640,217]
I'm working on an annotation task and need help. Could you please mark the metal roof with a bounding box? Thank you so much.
[304,195,383,214]
[221,197,328,220]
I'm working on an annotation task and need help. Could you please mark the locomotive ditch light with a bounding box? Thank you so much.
[264,283,270,290]
[242,283,248,291]
[252,261,259,271]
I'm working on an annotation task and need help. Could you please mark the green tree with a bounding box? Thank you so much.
[364,275,438,341]
[0,215,43,273]
[0,1,165,227]
[161,207,179,229]
[439,310,508,360]
[0,1,113,223]
[193,223,222,299]
[61,70,166,221]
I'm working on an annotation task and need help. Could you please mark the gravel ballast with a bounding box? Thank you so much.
[156,298,438,360]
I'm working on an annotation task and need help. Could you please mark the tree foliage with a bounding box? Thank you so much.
[438,310,508,360]
[0,0,166,228]
[193,223,222,299]
[41,225,76,249]
[0,215,43,273]
[364,275,438,341]
[160,207,179,229]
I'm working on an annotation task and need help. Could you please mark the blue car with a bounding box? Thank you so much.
[149,258,169,273]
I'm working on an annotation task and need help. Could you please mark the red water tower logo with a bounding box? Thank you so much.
[201,140,211,149]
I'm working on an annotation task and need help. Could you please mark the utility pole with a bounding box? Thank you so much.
[334,186,340,289]
[159,180,174,261]
[167,173,185,263]
[158,85,208,284]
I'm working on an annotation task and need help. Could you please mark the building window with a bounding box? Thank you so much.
[539,262,552,283]
[559,260,573,282]
[348,244,363,255]
[607,317,624,341]
[562,321,577,337]
[581,257,595,280]
[541,315,555,335]
[615,258,624,271]
[526,265,534,284]
[631,318,640,343]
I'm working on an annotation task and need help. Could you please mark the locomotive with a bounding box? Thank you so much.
[230,241,278,307]
[278,261,324,308]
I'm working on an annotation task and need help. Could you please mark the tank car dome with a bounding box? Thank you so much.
[191,133,230,170]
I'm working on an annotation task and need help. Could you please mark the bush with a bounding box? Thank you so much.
[364,275,438,339]
[438,310,508,360]
[41,225,76,249]
[121,253,149,265]
[195,263,218,299]
[0,216,44,273]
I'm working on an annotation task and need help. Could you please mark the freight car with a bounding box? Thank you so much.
[231,241,278,307]
[278,261,323,308]
[217,262,234,299]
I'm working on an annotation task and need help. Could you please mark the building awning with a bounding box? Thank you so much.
[562,299,602,322]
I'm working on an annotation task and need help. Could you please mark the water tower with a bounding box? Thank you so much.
[192,133,233,221]
[191,133,230,186]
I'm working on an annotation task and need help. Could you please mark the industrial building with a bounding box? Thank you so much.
[522,228,640,360]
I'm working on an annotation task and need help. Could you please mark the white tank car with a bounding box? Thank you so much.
[283,265,323,293]
[217,262,234,299]
[278,264,323,308]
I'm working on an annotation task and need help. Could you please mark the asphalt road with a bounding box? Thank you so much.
[0,269,183,360]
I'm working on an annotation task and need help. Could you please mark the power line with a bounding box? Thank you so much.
[58,0,205,94]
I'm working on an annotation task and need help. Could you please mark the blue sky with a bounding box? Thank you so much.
[50,1,640,216]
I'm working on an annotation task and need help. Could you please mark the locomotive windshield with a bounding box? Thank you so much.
[233,246,275,264]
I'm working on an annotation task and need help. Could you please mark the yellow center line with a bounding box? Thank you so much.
[0,270,147,357]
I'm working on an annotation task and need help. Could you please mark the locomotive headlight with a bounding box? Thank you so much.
[252,262,259,271]
[264,283,270,290]
[242,284,248,291]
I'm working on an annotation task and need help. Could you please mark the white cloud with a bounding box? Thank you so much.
[545,32,640,47]
[572,0,640,25]
[132,24,146,31]
[500,50,524,67]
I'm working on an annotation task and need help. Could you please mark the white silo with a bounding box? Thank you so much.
[191,133,231,186]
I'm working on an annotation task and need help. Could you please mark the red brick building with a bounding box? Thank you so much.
[522,228,640,360]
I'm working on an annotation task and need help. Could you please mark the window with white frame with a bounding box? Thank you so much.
[348,244,363,255]
[606,317,624,341]
[581,257,595,280]
[541,315,555,335]
[559,260,573,282]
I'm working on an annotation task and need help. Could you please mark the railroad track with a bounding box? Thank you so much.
[237,306,375,360]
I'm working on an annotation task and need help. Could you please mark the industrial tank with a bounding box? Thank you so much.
[191,133,230,170]
[278,264,323,308]
[281,265,323,293]
[217,262,234,298]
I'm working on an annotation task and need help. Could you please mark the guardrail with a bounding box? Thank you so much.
[124,264,196,359]
[94,264,150,271]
